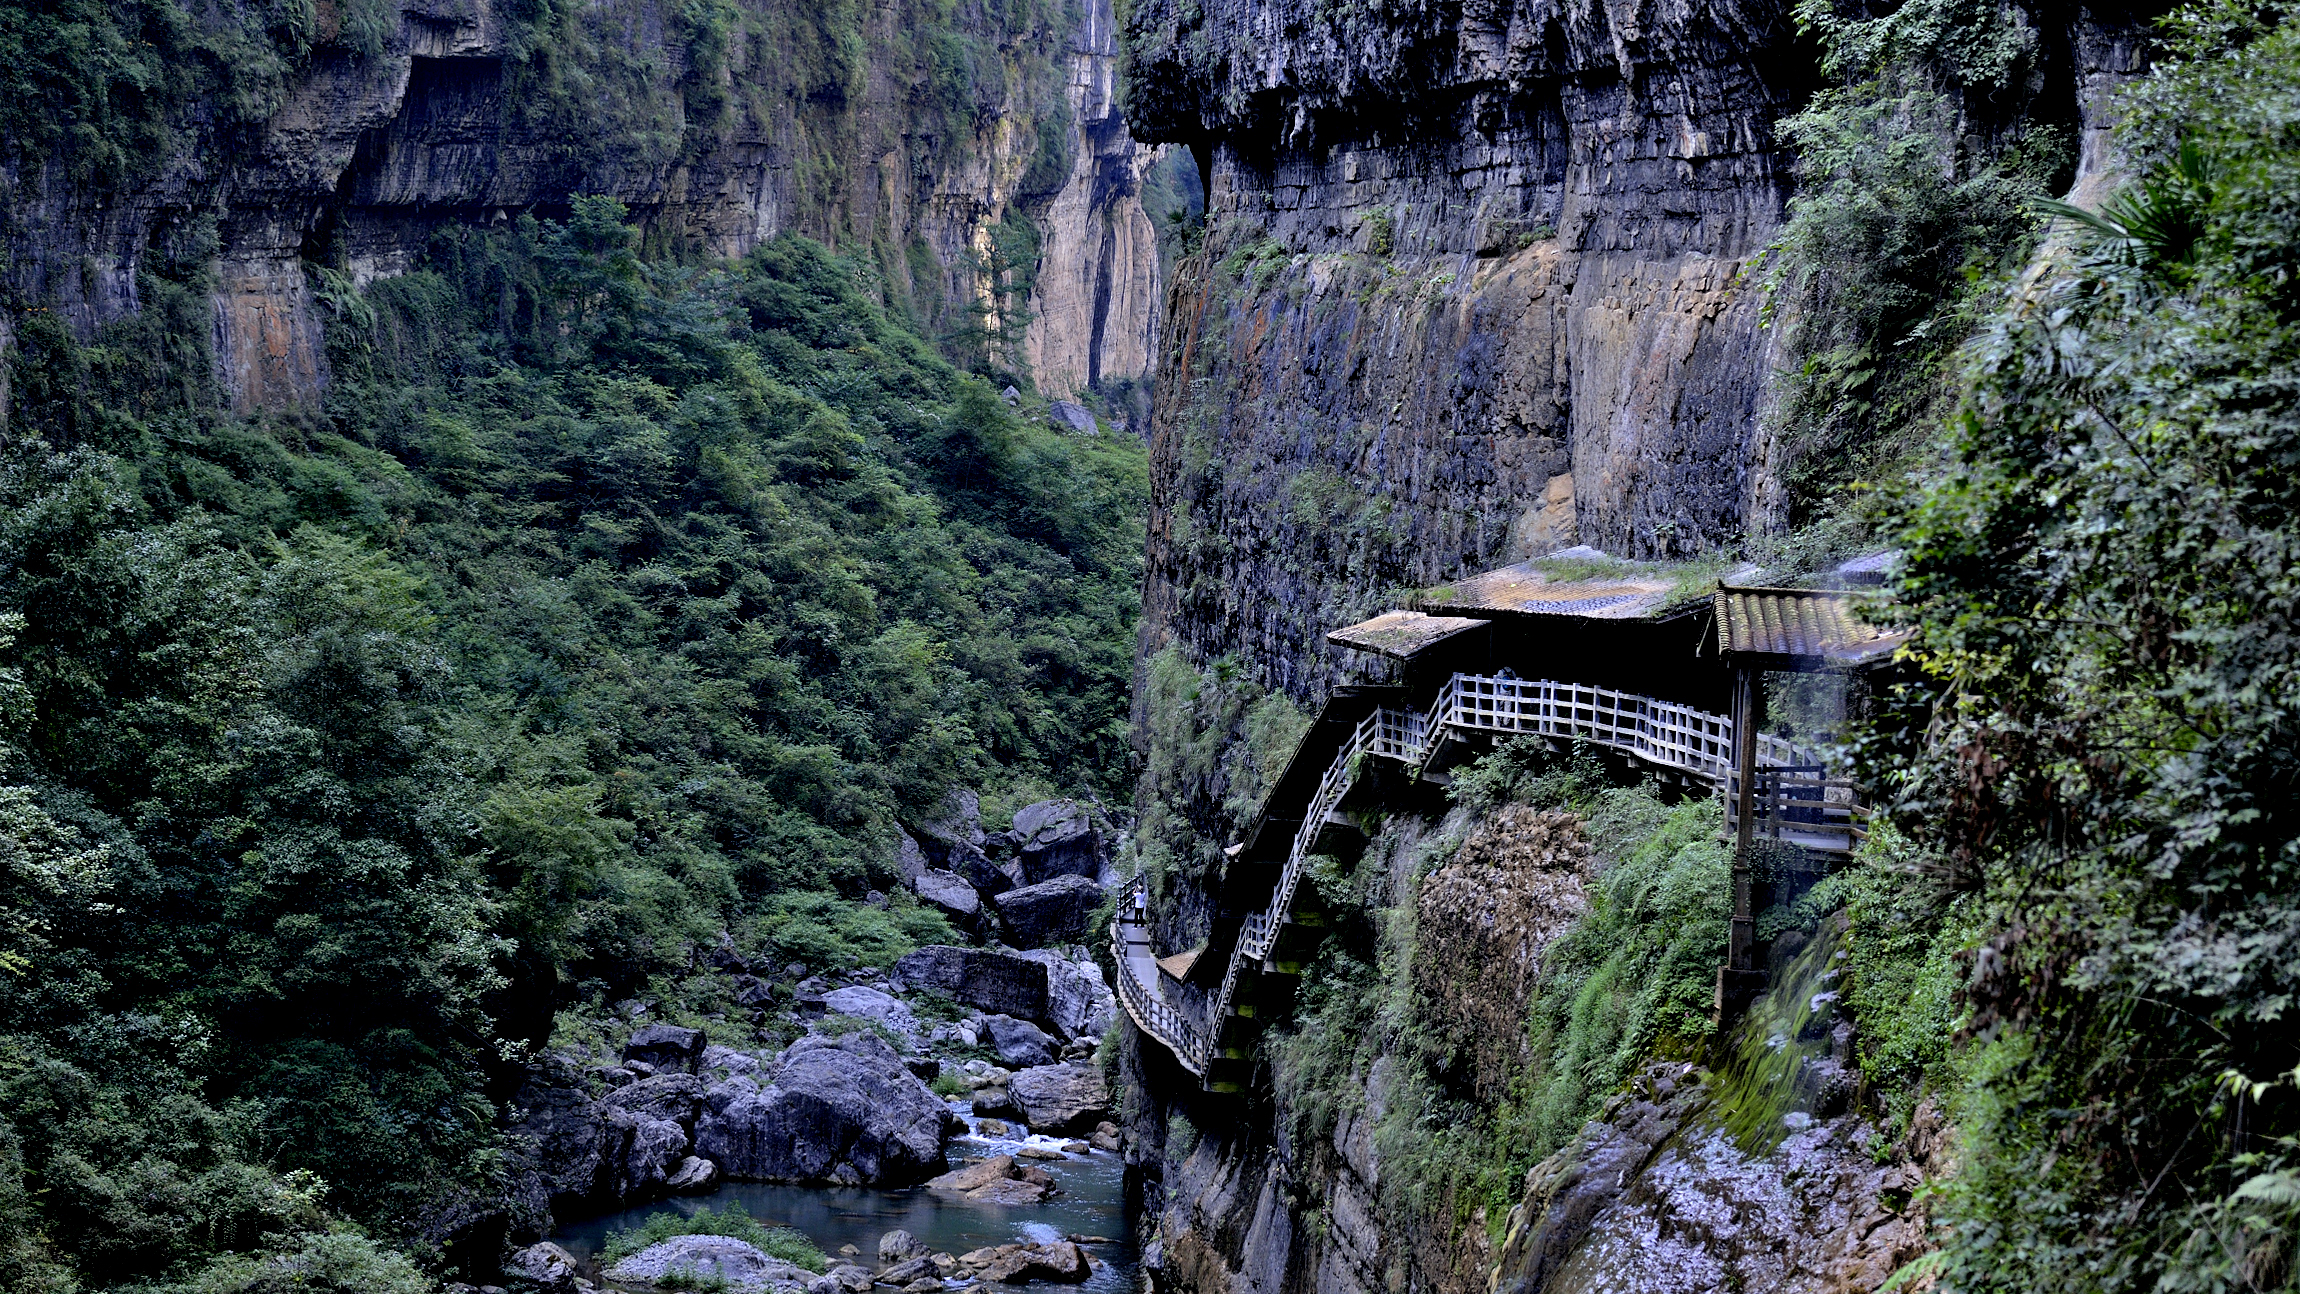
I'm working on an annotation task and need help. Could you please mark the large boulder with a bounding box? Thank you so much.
[1010,800,1102,884]
[950,846,1020,897]
[1046,400,1099,436]
[602,1072,707,1127]
[624,1023,707,1073]
[895,830,929,884]
[822,986,920,1047]
[1007,1064,1111,1135]
[912,869,982,928]
[505,1241,578,1290]
[694,1032,957,1184]
[911,789,985,864]
[981,1015,1058,1068]
[879,1230,927,1265]
[992,875,1104,950]
[977,1240,1091,1283]
[926,1154,1058,1204]
[894,946,1049,1020]
[606,1235,814,1291]
[507,1077,616,1208]
[606,1110,692,1198]
[1014,950,1116,1043]
[667,1154,719,1193]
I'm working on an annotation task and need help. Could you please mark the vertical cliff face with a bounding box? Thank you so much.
[0,0,1163,414]
[1021,0,1169,403]
[1129,0,1808,696]
[1116,0,2167,1289]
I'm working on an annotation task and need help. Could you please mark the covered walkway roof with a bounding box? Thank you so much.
[1713,585,1908,670]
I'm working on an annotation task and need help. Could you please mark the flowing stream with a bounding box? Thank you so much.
[550,1100,1140,1291]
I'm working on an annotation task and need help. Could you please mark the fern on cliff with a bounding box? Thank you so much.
[1870,4,2300,1286]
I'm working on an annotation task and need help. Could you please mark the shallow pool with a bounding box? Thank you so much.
[551,1101,1139,1291]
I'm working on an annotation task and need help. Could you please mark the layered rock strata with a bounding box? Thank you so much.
[2,0,1163,413]
[1127,0,1812,696]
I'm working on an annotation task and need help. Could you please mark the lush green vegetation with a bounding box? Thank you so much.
[1860,3,2300,1286]
[0,200,1144,1290]
[1759,0,2074,544]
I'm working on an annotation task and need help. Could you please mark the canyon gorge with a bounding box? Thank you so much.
[2,0,2296,1286]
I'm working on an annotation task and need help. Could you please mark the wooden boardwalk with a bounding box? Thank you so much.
[1112,671,1859,1085]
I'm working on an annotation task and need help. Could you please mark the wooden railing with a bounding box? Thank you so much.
[1112,673,1858,1079]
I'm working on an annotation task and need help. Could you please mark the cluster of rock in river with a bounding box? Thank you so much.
[467,797,1129,1291]
[508,1225,1112,1294]
[505,941,1120,1212]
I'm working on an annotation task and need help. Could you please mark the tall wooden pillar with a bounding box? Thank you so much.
[1729,663,1759,971]
[1715,662,1767,1021]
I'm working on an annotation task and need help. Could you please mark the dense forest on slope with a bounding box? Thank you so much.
[0,199,1146,1291]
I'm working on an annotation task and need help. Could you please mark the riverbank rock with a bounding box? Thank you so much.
[959,1240,1092,1283]
[1008,1063,1111,1135]
[879,1230,927,1265]
[971,1086,1020,1119]
[982,1015,1058,1068]
[1013,950,1115,1042]
[926,1154,1059,1204]
[821,986,920,1047]
[992,875,1104,949]
[893,946,1048,1020]
[607,1111,691,1197]
[623,1024,706,1074]
[606,1235,813,1291]
[694,1031,956,1184]
[667,1155,719,1192]
[505,1241,578,1289]
[507,1077,616,1208]
[1010,801,1102,884]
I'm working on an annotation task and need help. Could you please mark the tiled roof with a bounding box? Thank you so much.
[1715,586,1907,666]
[1327,610,1489,659]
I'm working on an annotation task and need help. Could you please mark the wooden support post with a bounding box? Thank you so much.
[1715,663,1767,1023]
[1730,663,1758,970]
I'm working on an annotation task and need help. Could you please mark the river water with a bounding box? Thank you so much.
[551,1100,1140,1291]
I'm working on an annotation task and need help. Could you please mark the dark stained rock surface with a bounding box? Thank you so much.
[894,946,1052,1021]
[693,1032,956,1185]
[992,875,1105,949]
[1007,1064,1112,1135]
[981,1015,1059,1068]
[623,1023,706,1074]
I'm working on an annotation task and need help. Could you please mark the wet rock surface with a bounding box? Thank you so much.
[1490,1065,1947,1294]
